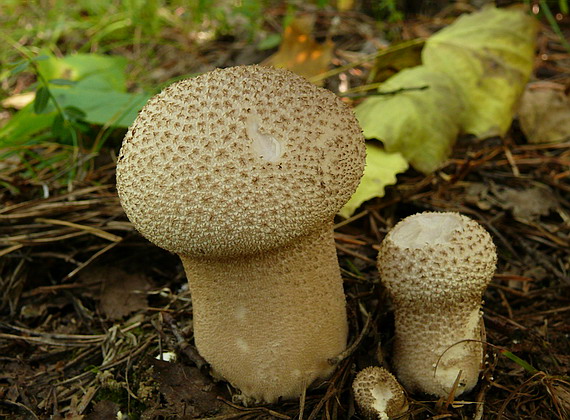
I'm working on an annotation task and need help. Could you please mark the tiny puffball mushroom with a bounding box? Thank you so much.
[377,212,497,398]
[116,65,366,403]
[352,366,409,420]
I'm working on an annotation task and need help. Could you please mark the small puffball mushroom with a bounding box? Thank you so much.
[116,65,366,403]
[352,366,409,420]
[377,212,497,398]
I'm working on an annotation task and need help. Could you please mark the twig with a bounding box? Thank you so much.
[328,303,371,366]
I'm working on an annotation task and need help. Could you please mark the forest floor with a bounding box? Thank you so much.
[1,3,569,419]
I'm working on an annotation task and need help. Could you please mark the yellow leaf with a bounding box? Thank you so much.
[335,0,355,11]
[423,6,539,138]
[264,15,333,84]
[355,66,463,174]
[339,142,408,218]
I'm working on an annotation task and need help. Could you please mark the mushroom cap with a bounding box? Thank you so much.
[352,366,409,420]
[377,212,497,306]
[116,65,365,258]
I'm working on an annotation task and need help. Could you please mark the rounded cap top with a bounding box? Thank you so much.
[352,366,408,420]
[377,212,497,306]
[116,65,365,257]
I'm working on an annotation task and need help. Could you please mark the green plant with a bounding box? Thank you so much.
[537,0,570,51]
[374,0,404,22]
[1,51,154,186]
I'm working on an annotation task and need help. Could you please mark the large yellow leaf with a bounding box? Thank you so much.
[339,142,408,218]
[355,66,463,174]
[423,6,539,137]
[342,6,538,217]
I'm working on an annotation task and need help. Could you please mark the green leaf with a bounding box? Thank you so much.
[499,349,539,375]
[422,6,539,137]
[36,53,128,92]
[50,114,76,144]
[0,88,149,146]
[257,33,282,50]
[63,106,87,122]
[339,142,408,218]
[355,66,463,174]
[1,53,151,146]
[10,61,29,76]
[0,104,54,147]
[49,78,77,86]
[33,86,50,114]
[49,86,151,127]
[51,113,65,138]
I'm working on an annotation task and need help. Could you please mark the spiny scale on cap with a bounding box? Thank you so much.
[116,65,365,258]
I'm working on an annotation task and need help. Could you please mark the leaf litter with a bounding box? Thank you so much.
[1,4,569,420]
[517,82,570,144]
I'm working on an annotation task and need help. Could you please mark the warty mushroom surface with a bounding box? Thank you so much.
[377,212,497,398]
[116,65,366,403]
[352,366,409,420]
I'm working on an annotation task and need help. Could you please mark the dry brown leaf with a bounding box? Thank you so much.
[551,381,570,418]
[87,266,152,320]
[493,185,558,221]
[84,400,119,420]
[149,359,226,418]
[518,82,570,144]
[264,15,333,84]
[465,182,558,222]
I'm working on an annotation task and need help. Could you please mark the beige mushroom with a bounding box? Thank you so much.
[116,65,366,403]
[352,366,409,420]
[377,212,496,397]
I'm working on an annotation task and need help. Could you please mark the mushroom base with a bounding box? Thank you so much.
[180,224,348,403]
[391,304,485,397]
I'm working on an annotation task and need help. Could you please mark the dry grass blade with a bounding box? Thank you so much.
[34,217,122,242]
[0,321,142,346]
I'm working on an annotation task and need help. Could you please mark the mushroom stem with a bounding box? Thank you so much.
[180,223,348,403]
[391,301,484,397]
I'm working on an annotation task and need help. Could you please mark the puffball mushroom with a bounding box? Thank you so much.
[116,65,366,403]
[352,366,409,420]
[377,212,496,398]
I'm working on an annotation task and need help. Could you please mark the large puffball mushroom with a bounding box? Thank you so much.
[116,65,366,403]
[377,212,497,398]
[352,366,409,420]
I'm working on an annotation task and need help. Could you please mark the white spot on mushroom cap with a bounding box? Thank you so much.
[391,212,464,248]
[370,386,394,420]
[246,114,282,162]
